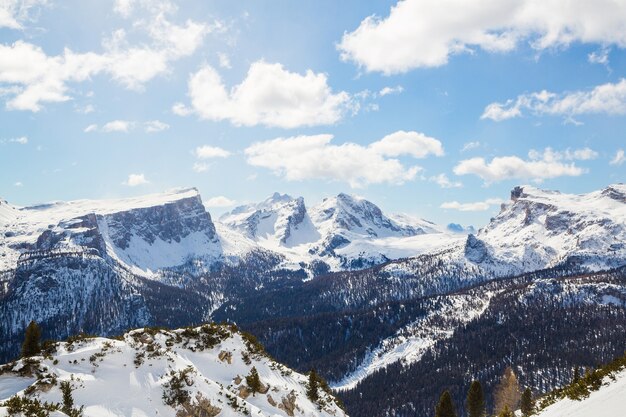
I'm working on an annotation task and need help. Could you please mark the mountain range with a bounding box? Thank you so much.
[1,183,625,416]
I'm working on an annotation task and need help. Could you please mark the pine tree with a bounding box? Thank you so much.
[573,367,580,383]
[520,387,534,416]
[434,390,457,417]
[493,367,521,416]
[466,380,485,417]
[307,369,320,402]
[21,320,41,358]
[61,381,74,414]
[246,366,261,396]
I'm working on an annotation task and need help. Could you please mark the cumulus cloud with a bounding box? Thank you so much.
[244,131,444,188]
[0,4,216,111]
[481,79,626,121]
[611,149,626,166]
[123,173,149,186]
[588,48,610,66]
[440,198,504,212]
[0,0,47,29]
[379,85,404,96]
[173,61,352,128]
[453,147,592,183]
[144,120,169,133]
[339,0,626,74]
[204,196,236,208]
[192,162,209,173]
[13,181,23,187]
[429,173,462,188]
[195,145,231,159]
[102,120,133,133]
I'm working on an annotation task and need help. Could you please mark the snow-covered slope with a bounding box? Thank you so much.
[0,325,347,417]
[535,369,626,417]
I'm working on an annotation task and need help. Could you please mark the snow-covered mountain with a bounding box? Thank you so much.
[0,325,347,417]
[221,192,456,270]
[383,183,626,285]
[0,188,223,277]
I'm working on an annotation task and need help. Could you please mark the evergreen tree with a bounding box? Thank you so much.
[246,366,261,396]
[493,367,521,416]
[307,369,320,402]
[61,381,74,414]
[520,387,534,416]
[434,390,457,417]
[466,380,485,417]
[21,321,41,358]
[573,367,580,383]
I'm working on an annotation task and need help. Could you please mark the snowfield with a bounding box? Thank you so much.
[535,369,626,417]
[0,325,347,417]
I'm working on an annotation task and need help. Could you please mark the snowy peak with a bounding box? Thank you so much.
[473,184,626,270]
[220,193,318,247]
[310,193,426,238]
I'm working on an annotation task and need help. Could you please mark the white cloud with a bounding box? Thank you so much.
[461,141,481,152]
[123,173,149,186]
[610,149,626,166]
[0,5,216,111]
[102,120,133,133]
[368,131,444,158]
[379,85,404,96]
[338,0,626,74]
[13,181,23,187]
[1,136,28,144]
[173,61,352,128]
[440,198,503,212]
[454,148,589,183]
[217,52,231,69]
[244,131,444,188]
[85,119,169,133]
[588,48,610,66]
[204,196,236,208]
[0,0,47,29]
[429,173,462,188]
[144,120,169,132]
[192,162,209,173]
[527,147,598,162]
[481,79,626,121]
[195,145,231,159]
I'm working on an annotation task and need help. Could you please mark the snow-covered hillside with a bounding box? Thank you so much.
[535,369,626,417]
[0,325,347,417]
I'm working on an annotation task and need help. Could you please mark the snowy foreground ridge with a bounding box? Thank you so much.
[535,369,626,417]
[0,325,347,417]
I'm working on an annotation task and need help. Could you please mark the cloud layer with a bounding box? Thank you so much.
[339,0,626,74]
[244,131,443,188]
[453,147,594,183]
[0,4,215,111]
[482,79,626,121]
[173,61,352,128]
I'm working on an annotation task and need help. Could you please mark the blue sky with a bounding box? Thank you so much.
[0,0,625,228]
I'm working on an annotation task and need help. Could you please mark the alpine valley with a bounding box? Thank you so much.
[1,184,625,417]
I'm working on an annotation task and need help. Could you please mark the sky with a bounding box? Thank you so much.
[0,0,625,228]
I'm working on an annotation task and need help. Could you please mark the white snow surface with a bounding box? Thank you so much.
[534,369,626,417]
[0,326,346,417]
